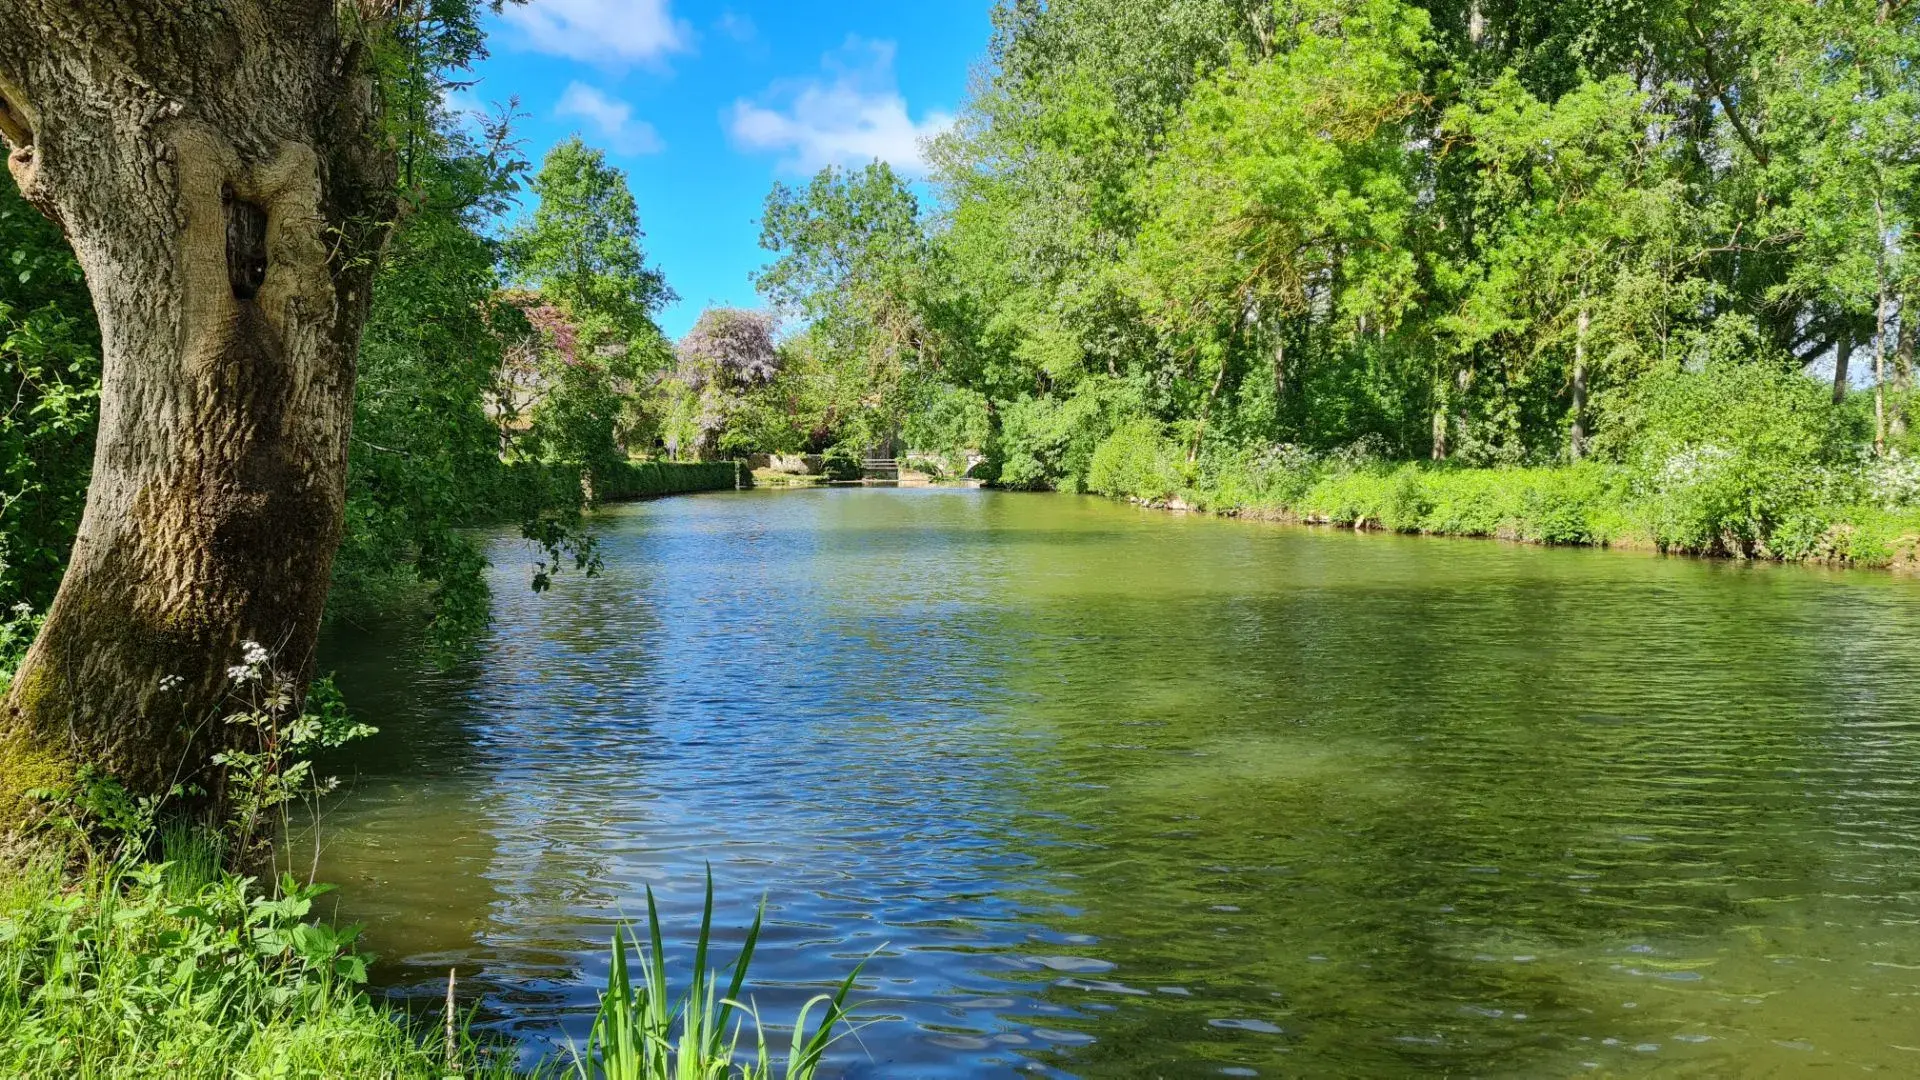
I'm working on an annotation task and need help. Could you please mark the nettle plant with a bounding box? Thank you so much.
[214,641,376,859]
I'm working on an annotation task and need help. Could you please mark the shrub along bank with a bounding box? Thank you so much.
[0,846,517,1080]
[1088,452,1920,568]
[1079,369,1920,569]
[494,460,740,515]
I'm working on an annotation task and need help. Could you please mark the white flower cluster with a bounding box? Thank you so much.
[1656,444,1735,488]
[158,674,184,692]
[225,640,272,684]
[1864,450,1920,510]
[1256,443,1320,475]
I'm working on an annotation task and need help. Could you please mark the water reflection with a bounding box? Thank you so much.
[319,488,1920,1077]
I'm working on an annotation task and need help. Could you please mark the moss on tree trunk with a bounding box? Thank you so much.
[0,0,396,825]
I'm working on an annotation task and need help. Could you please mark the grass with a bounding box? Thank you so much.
[1081,422,1920,568]
[0,839,508,1079]
[1258,461,1920,565]
[0,833,863,1080]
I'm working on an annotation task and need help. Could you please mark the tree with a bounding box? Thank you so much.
[0,1,507,818]
[1132,0,1428,458]
[505,139,674,473]
[661,308,781,460]
[334,84,530,648]
[1437,74,1689,460]
[506,138,673,353]
[756,163,937,452]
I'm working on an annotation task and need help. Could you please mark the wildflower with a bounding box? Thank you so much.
[241,640,270,667]
[158,674,184,692]
[226,664,255,683]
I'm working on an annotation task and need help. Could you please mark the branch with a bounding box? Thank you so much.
[1686,5,1769,167]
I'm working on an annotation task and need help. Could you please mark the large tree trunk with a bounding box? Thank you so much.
[0,1,394,820]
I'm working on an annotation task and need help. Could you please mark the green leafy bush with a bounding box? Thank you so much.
[594,461,740,500]
[1087,420,1183,501]
[993,388,1129,493]
[1609,362,1859,554]
[0,171,99,620]
[0,850,515,1080]
[820,445,863,482]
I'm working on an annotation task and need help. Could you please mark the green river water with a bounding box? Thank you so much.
[318,486,1920,1077]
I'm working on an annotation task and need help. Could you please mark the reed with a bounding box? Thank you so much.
[571,870,864,1080]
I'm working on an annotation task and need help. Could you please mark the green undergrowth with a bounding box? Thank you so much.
[0,836,516,1080]
[0,841,865,1080]
[1083,425,1920,568]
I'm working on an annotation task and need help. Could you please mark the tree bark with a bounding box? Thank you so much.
[1570,307,1590,462]
[1896,292,1914,442]
[1875,196,1889,456]
[1272,337,1286,406]
[1877,285,1889,456]
[1833,329,1853,406]
[0,1,395,819]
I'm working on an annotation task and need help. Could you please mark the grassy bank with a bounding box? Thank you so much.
[0,639,858,1078]
[1084,424,1920,569]
[0,841,858,1079]
[0,841,510,1079]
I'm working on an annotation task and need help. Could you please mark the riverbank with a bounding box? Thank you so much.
[0,836,853,1078]
[497,459,741,512]
[1085,449,1920,571]
[0,842,511,1079]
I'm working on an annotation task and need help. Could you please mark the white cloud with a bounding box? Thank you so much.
[501,0,687,64]
[727,38,953,175]
[556,82,664,155]
[442,89,486,122]
[714,10,757,44]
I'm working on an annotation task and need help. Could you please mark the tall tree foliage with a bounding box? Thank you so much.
[756,163,937,452]
[506,139,675,471]
[332,6,533,645]
[797,0,1920,493]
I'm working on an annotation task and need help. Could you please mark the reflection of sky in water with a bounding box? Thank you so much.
[318,487,1920,1077]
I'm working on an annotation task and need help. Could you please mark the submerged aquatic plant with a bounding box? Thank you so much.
[574,871,865,1080]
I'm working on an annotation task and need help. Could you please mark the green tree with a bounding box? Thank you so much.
[756,163,937,452]
[334,95,530,645]
[1133,0,1429,460]
[0,0,445,811]
[506,139,674,473]
[1437,73,1692,460]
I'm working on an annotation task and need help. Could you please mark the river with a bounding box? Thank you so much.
[317,486,1920,1077]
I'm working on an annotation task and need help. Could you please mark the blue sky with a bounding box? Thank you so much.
[456,0,991,338]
